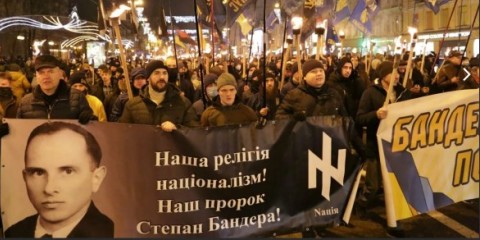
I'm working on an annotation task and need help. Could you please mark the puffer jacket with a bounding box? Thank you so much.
[119,83,199,127]
[17,80,93,119]
[8,70,31,101]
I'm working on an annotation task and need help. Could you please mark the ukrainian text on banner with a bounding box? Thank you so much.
[1,117,361,237]
[377,89,479,221]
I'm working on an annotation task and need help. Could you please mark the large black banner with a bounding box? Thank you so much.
[2,117,361,237]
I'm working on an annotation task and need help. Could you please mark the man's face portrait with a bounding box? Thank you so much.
[36,67,62,95]
[149,68,169,92]
[23,128,106,231]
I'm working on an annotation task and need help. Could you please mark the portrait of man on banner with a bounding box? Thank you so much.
[4,121,114,238]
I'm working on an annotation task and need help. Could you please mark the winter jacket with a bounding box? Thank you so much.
[201,96,257,127]
[119,83,199,127]
[17,80,93,120]
[8,70,31,101]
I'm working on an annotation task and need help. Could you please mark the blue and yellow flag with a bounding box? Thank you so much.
[325,20,339,54]
[349,0,372,35]
[333,0,350,25]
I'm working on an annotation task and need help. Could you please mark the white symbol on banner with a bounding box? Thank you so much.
[308,132,346,200]
[463,68,471,81]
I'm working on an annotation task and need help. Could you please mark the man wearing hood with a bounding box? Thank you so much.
[119,60,199,131]
[328,57,366,120]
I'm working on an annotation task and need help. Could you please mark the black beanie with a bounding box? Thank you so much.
[302,59,324,75]
[146,60,168,79]
[69,71,87,86]
[377,61,394,81]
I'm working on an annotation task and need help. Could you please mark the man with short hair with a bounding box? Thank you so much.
[119,60,199,131]
[201,73,257,127]
[5,121,113,237]
[16,55,94,124]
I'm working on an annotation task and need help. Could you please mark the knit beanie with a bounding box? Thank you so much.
[146,60,168,78]
[302,59,324,75]
[376,61,394,81]
[203,73,218,88]
[216,73,237,90]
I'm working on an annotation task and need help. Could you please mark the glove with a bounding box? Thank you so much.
[293,111,307,121]
[0,123,9,138]
[255,117,267,129]
[78,111,96,125]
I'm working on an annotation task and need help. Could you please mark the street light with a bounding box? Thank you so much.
[16,35,25,40]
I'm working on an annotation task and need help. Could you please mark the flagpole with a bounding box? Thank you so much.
[262,0,267,110]
[169,0,179,67]
[210,1,215,65]
[429,0,459,77]
[454,3,479,76]
[279,16,289,91]
[193,0,207,109]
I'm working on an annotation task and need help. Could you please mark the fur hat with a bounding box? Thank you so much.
[376,61,394,81]
[448,50,463,58]
[146,60,168,78]
[216,73,237,90]
[302,59,324,75]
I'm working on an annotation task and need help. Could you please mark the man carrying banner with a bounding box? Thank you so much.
[5,121,113,237]
[119,60,199,131]
[355,61,412,220]
[200,72,257,127]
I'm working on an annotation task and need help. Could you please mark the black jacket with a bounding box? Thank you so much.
[16,80,93,120]
[5,202,114,238]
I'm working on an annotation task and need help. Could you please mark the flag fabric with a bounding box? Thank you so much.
[236,12,253,37]
[304,0,335,20]
[424,0,450,14]
[196,0,226,43]
[333,0,350,25]
[366,0,380,18]
[266,11,279,31]
[349,0,372,35]
[377,89,479,221]
[174,35,187,50]
[325,19,339,54]
[225,0,255,27]
[177,30,197,45]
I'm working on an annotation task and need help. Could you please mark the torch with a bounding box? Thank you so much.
[279,36,293,90]
[110,3,133,100]
[315,19,326,61]
[292,16,303,80]
[241,38,248,79]
[403,26,417,88]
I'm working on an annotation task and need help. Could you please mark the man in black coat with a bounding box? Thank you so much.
[5,122,113,237]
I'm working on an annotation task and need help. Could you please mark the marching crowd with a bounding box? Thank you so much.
[0,50,478,237]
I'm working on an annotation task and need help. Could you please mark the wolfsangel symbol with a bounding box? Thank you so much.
[308,132,346,201]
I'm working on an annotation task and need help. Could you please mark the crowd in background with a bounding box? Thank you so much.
[0,49,478,237]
